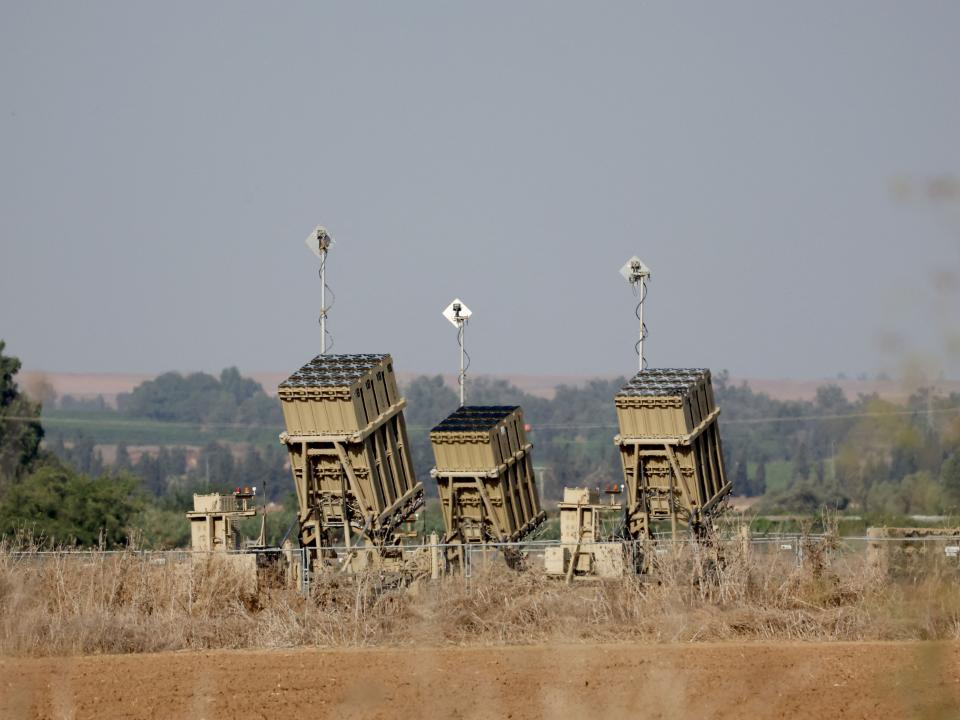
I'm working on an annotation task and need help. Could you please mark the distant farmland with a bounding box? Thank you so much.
[21,370,960,406]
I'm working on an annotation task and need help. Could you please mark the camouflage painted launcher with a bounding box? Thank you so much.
[430,406,545,543]
[278,354,423,551]
[614,368,730,538]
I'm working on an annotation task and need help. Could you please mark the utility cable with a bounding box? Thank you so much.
[318,254,335,354]
[632,280,648,370]
[457,322,471,401]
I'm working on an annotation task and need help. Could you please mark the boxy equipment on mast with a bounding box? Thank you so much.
[279,226,424,572]
[614,256,731,542]
[431,298,545,549]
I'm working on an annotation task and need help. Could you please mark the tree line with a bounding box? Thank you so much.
[3,339,960,547]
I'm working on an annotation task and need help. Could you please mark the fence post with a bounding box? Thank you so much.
[866,528,887,574]
[738,525,751,556]
[429,532,440,580]
[301,548,310,597]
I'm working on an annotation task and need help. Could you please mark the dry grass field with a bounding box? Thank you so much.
[2,536,959,657]
[2,535,959,718]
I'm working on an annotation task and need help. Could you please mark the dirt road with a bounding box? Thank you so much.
[3,641,958,719]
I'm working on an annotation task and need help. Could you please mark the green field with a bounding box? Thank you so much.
[42,410,279,446]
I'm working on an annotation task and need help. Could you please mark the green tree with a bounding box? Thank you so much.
[733,459,749,495]
[865,480,903,517]
[0,461,142,547]
[404,375,458,428]
[941,453,960,510]
[135,452,165,496]
[0,340,44,492]
[198,442,235,486]
[63,433,103,476]
[403,376,458,485]
[129,506,190,548]
[794,441,811,481]
[120,368,279,426]
[754,460,767,496]
[115,442,131,470]
[760,479,849,514]
[901,471,942,515]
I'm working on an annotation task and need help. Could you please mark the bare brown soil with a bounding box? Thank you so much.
[2,641,958,720]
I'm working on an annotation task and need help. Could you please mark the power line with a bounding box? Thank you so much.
[480,404,960,430]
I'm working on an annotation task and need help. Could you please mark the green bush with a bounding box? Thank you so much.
[0,461,142,547]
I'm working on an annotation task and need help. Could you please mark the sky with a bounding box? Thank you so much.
[2,2,959,381]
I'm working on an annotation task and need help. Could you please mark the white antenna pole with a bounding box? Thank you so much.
[458,318,466,406]
[443,299,473,407]
[305,226,334,356]
[637,275,646,372]
[320,245,327,355]
[620,257,651,372]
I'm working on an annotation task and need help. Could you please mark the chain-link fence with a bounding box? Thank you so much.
[8,534,960,597]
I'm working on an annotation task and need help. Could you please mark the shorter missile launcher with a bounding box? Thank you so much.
[430,405,545,543]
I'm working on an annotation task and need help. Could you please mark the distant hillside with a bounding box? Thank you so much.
[20,370,960,406]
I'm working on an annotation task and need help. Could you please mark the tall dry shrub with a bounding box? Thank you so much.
[1,532,959,657]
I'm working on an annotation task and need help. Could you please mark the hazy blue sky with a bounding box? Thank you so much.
[2,2,959,380]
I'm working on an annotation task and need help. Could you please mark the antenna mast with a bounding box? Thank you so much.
[443,298,472,406]
[305,226,334,354]
[620,256,651,371]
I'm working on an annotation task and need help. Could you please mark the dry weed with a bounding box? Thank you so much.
[1,534,958,657]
